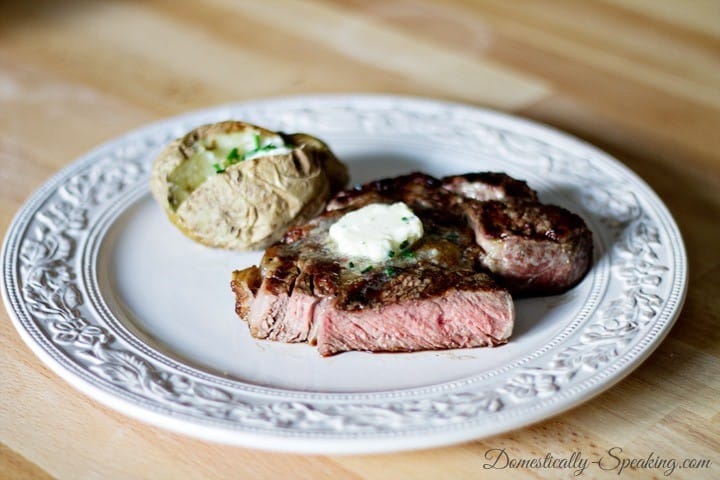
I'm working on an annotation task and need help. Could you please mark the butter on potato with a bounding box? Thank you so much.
[150,121,348,250]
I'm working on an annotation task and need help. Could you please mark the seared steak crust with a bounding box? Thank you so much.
[328,172,461,213]
[441,172,538,202]
[232,171,592,355]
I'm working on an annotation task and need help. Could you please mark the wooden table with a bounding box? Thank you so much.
[1,1,718,478]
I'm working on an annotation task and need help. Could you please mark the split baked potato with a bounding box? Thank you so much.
[150,121,348,250]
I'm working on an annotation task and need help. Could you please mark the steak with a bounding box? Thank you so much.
[231,172,593,355]
[464,201,592,295]
[232,173,514,355]
[441,173,593,295]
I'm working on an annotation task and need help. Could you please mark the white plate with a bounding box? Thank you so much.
[2,95,687,454]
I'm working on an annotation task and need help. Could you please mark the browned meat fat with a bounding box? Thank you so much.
[441,172,538,202]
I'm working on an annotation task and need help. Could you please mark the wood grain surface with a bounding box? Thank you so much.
[1,0,719,478]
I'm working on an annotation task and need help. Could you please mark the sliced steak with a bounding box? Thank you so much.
[311,267,514,356]
[232,251,302,341]
[232,171,592,355]
[232,173,515,355]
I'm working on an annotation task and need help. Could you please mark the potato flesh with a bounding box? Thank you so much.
[167,130,287,210]
[168,151,215,209]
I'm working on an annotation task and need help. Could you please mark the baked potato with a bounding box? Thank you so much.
[150,121,349,250]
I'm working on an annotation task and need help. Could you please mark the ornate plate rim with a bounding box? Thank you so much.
[1,94,688,454]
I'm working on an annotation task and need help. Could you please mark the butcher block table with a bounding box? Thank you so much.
[1,0,719,478]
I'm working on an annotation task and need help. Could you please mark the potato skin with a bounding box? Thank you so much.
[150,121,349,250]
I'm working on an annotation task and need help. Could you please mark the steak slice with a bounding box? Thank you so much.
[232,250,302,341]
[232,173,515,355]
[463,200,593,296]
[311,267,514,356]
[442,172,593,296]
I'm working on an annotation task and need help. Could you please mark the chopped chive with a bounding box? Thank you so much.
[253,133,261,150]
[361,265,373,274]
[242,143,278,160]
[212,163,225,173]
[401,250,415,259]
[227,147,240,161]
[401,216,409,222]
[399,240,409,249]
[349,261,355,268]
[387,250,395,258]
[385,267,397,276]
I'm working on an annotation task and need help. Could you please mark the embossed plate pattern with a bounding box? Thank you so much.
[1,95,687,454]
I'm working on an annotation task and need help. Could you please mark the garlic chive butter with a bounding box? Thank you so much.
[329,202,423,263]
